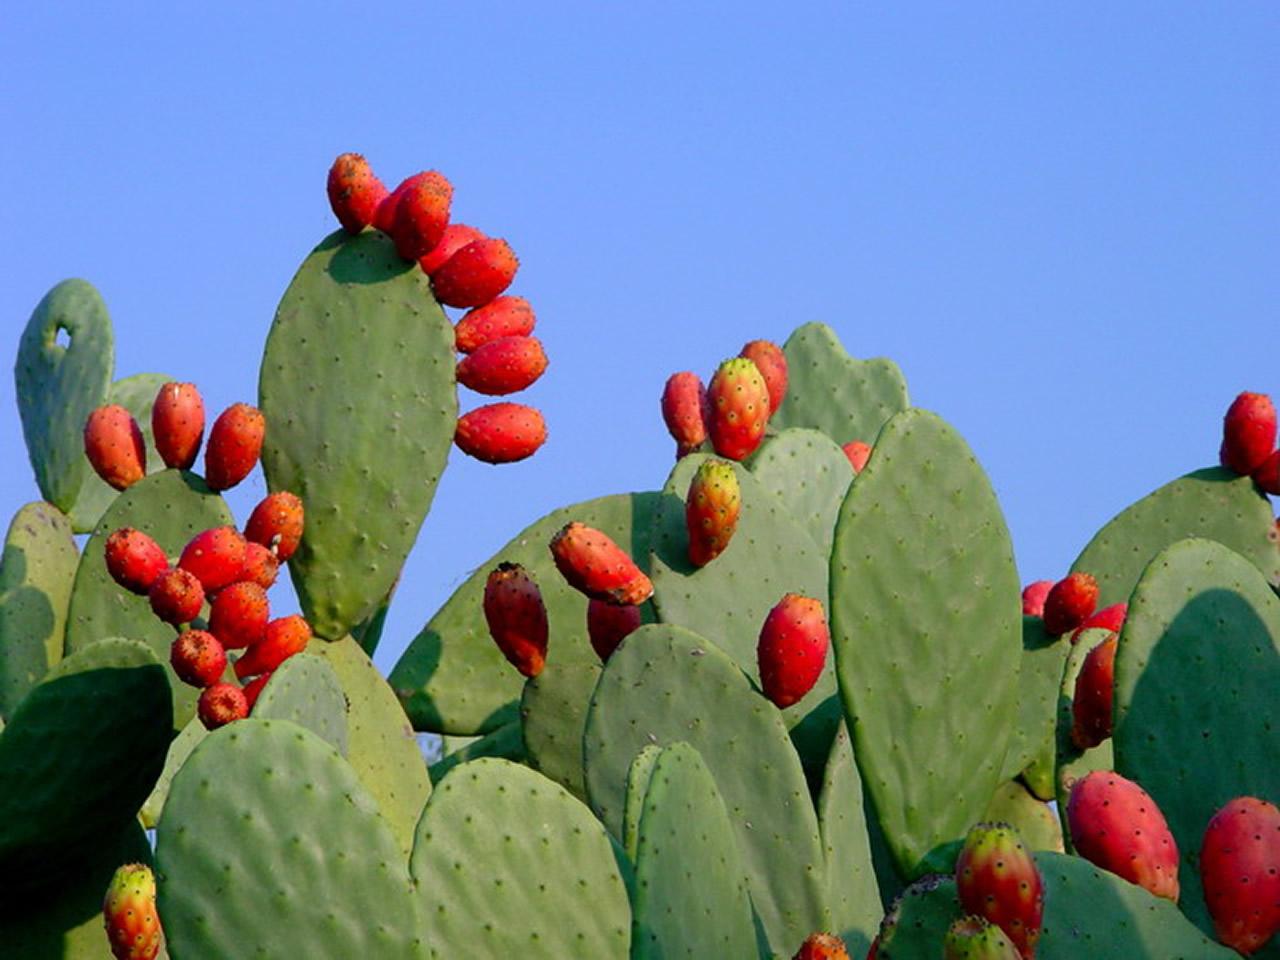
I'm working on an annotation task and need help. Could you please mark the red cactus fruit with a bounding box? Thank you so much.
[1199,796,1280,955]
[456,335,548,396]
[1221,392,1277,476]
[240,541,279,590]
[208,581,269,650]
[233,614,312,680]
[661,371,709,458]
[454,403,547,464]
[102,862,163,960]
[148,568,204,626]
[420,223,484,276]
[482,562,549,678]
[431,237,519,308]
[390,170,453,261]
[198,681,247,730]
[707,357,770,461]
[326,152,389,235]
[685,458,741,567]
[84,404,146,490]
[1041,572,1098,638]
[1252,449,1280,496]
[454,296,536,354]
[942,916,1022,959]
[151,381,205,470]
[244,491,305,562]
[1069,602,1127,644]
[587,598,642,662]
[1066,770,1180,901]
[104,527,168,596]
[170,629,227,688]
[842,440,872,474]
[1020,580,1053,618]
[792,932,850,959]
[757,593,829,709]
[1070,634,1117,750]
[955,822,1044,958]
[372,173,413,234]
[179,526,248,593]
[203,402,265,491]
[549,522,653,606]
[242,671,272,711]
[740,339,788,416]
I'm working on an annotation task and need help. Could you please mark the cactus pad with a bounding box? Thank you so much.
[622,743,663,861]
[999,617,1070,786]
[747,427,854,554]
[251,652,349,755]
[140,714,206,830]
[520,658,601,801]
[427,721,524,784]
[982,780,1063,853]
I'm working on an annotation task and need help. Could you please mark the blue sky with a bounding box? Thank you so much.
[2,4,1277,676]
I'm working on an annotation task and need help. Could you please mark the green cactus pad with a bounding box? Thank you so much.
[630,742,756,959]
[70,372,172,533]
[649,453,835,724]
[983,780,1063,853]
[410,757,631,958]
[999,617,1070,786]
[1113,538,1280,944]
[582,623,827,956]
[0,638,170,880]
[748,427,854,554]
[140,714,206,830]
[427,721,523,785]
[0,501,77,719]
[520,658,601,801]
[156,719,422,960]
[622,743,663,861]
[817,722,882,957]
[769,321,909,446]
[352,580,396,657]
[390,491,659,735]
[64,469,233,728]
[1053,626,1114,851]
[1071,467,1280,605]
[15,278,114,515]
[250,652,349,755]
[308,635,430,860]
[259,229,457,641]
[829,408,1021,877]
[874,875,960,960]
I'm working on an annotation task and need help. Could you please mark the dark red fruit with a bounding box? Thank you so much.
[758,594,829,709]
[242,672,272,711]
[483,563,549,678]
[661,372,709,458]
[179,527,248,593]
[1042,572,1098,637]
[740,339,788,415]
[170,629,227,688]
[587,598,642,662]
[390,171,453,261]
[1021,580,1053,618]
[148,568,205,626]
[208,582,269,650]
[104,528,168,595]
[1071,634,1117,750]
[198,682,247,729]
[1221,392,1276,476]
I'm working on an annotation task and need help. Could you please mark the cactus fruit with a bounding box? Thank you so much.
[240,541,279,589]
[208,581,269,649]
[550,521,653,605]
[1041,572,1098,637]
[178,526,248,593]
[1020,580,1052,617]
[1070,634,1116,750]
[454,402,547,464]
[1252,450,1280,495]
[1066,770,1180,901]
[455,335,548,396]
[390,170,454,261]
[954,821,1044,958]
[482,562,549,678]
[102,862,163,960]
[244,491,305,562]
[372,171,416,233]
[792,932,850,959]
[203,402,265,491]
[1069,602,1126,644]
[1199,796,1280,955]
[757,593,829,708]
[661,371,709,458]
[942,916,1022,960]
[841,440,871,473]
[150,381,205,470]
[197,681,248,729]
[148,568,205,625]
[685,458,741,567]
[169,629,227,688]
[707,357,770,461]
[242,671,271,710]
[104,527,168,595]
[740,339,788,415]
[420,222,485,276]
[326,152,389,235]
[454,296,536,353]
[84,404,146,490]
[431,237,519,308]
[586,598,642,662]
[233,614,313,679]
[1220,391,1276,476]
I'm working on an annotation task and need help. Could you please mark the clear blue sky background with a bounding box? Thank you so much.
[2,5,1277,678]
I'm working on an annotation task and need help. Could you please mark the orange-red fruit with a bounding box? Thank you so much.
[740,339,788,415]
[431,237,519,308]
[454,403,547,464]
[148,568,204,626]
[1041,572,1098,637]
[1221,392,1277,476]
[1021,580,1053,617]
[233,614,312,679]
[390,170,454,261]
[792,932,850,959]
[179,527,248,593]
[1066,770,1180,901]
[104,528,168,595]
[240,542,279,590]
[842,441,872,473]
[587,598,642,662]
[204,403,265,491]
[1069,602,1127,645]
[454,296,536,354]
[549,522,653,605]
[244,491,305,562]
[102,862,163,960]
[1200,796,1280,955]
[955,822,1044,958]
[242,672,272,711]
[456,336,548,396]
[1252,449,1280,495]
[198,681,247,730]
[372,174,414,233]
[84,405,146,490]
[757,593,829,709]
[483,562,549,678]
[661,372,709,458]
[685,459,741,567]
[326,152,389,234]
[1071,634,1117,750]
[420,223,485,276]
[208,582,270,650]
[942,916,1021,959]
[170,629,227,688]
[707,357,771,461]
[151,381,205,470]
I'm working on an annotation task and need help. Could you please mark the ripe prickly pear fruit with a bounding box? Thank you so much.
[482,562,549,678]
[170,629,227,688]
[240,541,279,589]
[151,381,205,470]
[685,458,741,567]
[104,528,168,596]
[707,357,770,461]
[456,335,548,396]
[84,404,146,490]
[1069,602,1126,644]
[757,593,829,708]
[431,237,519,308]
[179,526,248,593]
[1020,580,1053,617]
[244,491,305,562]
[204,402,265,491]
[841,440,871,473]
[1041,572,1098,637]
[102,862,163,960]
[390,170,454,261]
[740,339,787,415]
[454,296,536,354]
[661,371,709,458]
[208,581,269,649]
[326,152,389,235]
[1221,392,1277,476]
[198,681,247,729]
[550,522,652,605]
[1070,634,1117,750]
[955,822,1044,958]
[420,223,485,276]
[1253,449,1280,495]
[942,916,1021,960]
[1067,770,1180,901]
[233,614,312,680]
[587,598,642,662]
[454,403,547,464]
[792,932,850,959]
[1200,796,1280,955]
[148,568,204,626]
[242,671,272,711]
